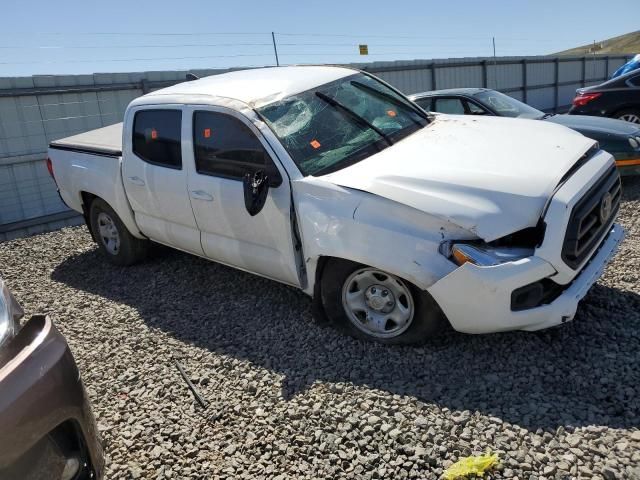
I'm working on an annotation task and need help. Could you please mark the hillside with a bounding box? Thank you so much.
[556,30,640,55]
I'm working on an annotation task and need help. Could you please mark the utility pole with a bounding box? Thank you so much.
[271,32,280,67]
[492,37,497,89]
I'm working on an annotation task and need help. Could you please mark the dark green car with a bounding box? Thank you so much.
[410,88,640,175]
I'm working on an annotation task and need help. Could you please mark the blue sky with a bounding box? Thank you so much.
[1,0,638,76]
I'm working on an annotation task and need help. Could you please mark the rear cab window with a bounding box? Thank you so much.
[132,110,182,169]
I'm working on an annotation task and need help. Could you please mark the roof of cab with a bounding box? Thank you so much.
[145,65,358,107]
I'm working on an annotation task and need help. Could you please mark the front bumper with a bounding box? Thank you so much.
[0,315,104,479]
[427,224,624,334]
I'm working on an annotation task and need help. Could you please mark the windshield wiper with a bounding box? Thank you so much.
[315,91,394,146]
[350,80,430,123]
[541,113,556,119]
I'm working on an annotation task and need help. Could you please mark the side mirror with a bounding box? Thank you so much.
[243,170,270,216]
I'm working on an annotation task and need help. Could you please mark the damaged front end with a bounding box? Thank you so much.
[438,221,547,268]
[427,148,624,334]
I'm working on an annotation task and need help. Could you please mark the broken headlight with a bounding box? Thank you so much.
[440,242,534,267]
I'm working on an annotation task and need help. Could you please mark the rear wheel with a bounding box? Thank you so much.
[320,259,445,344]
[89,198,147,266]
[615,109,640,124]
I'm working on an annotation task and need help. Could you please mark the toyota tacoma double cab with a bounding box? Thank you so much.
[47,66,624,344]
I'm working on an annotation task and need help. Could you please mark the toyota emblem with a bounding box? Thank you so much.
[599,192,613,223]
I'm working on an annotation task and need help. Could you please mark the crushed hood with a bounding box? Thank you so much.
[320,115,595,241]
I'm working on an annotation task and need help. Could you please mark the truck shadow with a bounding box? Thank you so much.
[52,244,640,433]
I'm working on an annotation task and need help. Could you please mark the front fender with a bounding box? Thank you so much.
[294,178,474,295]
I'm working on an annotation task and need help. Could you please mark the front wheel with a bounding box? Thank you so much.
[320,259,445,344]
[89,198,148,266]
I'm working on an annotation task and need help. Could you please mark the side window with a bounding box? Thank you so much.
[433,98,466,115]
[132,110,182,169]
[466,100,488,115]
[193,111,270,179]
[414,98,433,111]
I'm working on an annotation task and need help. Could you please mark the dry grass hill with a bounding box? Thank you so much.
[556,30,640,55]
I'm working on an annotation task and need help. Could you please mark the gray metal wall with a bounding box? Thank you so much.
[0,54,630,241]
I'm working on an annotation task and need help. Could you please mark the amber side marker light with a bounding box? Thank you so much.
[452,246,473,266]
[450,244,509,267]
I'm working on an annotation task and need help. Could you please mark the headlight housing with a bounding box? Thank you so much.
[441,242,534,267]
[629,137,639,149]
[0,278,24,347]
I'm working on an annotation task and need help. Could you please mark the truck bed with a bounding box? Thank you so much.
[49,122,123,157]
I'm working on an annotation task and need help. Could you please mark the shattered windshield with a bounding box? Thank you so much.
[257,73,428,176]
[473,90,544,119]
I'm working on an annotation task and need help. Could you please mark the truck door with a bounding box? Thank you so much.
[184,106,300,286]
[122,106,204,255]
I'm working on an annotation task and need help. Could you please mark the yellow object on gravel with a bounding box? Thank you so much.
[442,452,499,479]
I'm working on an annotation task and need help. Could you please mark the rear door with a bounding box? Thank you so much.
[122,106,204,255]
[184,106,300,286]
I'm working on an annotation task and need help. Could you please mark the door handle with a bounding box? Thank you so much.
[190,190,214,201]
[127,176,145,186]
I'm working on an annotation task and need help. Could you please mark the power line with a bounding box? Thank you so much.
[11,32,272,36]
[0,42,467,49]
[0,44,510,53]
[0,53,276,66]
[0,41,565,50]
[0,48,510,66]
[0,31,577,43]
[274,32,491,40]
[0,43,274,50]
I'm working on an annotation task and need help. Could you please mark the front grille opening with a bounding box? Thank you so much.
[562,165,621,269]
[489,220,547,249]
[511,279,566,311]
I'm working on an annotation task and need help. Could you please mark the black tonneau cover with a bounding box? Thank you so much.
[49,122,123,157]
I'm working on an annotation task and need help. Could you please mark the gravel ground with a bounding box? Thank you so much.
[1,178,640,480]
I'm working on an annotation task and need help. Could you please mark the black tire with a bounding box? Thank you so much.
[320,258,445,345]
[89,198,148,266]
[614,108,640,124]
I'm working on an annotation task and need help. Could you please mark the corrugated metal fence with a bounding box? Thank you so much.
[0,54,631,241]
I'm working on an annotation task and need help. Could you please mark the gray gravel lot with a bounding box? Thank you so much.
[1,178,640,479]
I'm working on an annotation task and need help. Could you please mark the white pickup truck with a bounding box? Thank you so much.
[48,66,624,344]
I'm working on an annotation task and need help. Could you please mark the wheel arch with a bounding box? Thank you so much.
[80,191,98,240]
[316,255,448,343]
[308,253,448,299]
[611,104,640,119]
[79,190,145,240]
